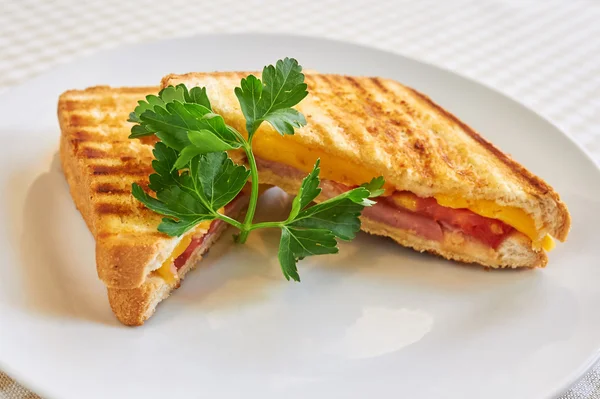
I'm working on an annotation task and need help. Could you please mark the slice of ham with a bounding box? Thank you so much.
[172,223,223,269]
[255,157,514,249]
[362,201,444,241]
[172,195,242,269]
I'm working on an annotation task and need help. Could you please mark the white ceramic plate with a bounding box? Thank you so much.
[0,34,598,399]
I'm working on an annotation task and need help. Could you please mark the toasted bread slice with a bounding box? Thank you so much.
[58,86,248,326]
[59,86,178,289]
[162,72,570,247]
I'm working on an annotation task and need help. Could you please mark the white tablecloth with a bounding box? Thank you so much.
[1,0,599,397]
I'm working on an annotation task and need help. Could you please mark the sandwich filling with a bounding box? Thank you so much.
[254,156,554,252]
[154,195,245,283]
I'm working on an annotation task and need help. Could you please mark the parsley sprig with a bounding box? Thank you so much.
[128,58,384,281]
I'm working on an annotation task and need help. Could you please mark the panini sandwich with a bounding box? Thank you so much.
[58,86,248,325]
[162,71,571,268]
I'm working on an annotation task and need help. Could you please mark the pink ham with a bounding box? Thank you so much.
[362,201,443,241]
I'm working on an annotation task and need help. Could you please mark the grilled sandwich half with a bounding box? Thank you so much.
[162,72,571,268]
[58,86,248,325]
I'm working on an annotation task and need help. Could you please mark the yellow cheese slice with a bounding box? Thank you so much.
[389,192,418,211]
[253,134,395,194]
[156,234,192,284]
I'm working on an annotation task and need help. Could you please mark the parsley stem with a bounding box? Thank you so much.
[246,221,284,231]
[237,142,259,243]
[215,213,244,230]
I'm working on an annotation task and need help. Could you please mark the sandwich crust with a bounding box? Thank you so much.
[162,72,570,243]
[59,85,250,325]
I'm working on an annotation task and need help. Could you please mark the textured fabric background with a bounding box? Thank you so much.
[1,0,599,397]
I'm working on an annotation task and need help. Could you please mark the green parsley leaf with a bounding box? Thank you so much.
[278,226,338,281]
[129,84,211,127]
[133,102,241,151]
[132,184,214,236]
[147,142,182,192]
[171,129,239,169]
[288,158,322,220]
[187,152,250,210]
[361,176,386,198]
[132,150,249,236]
[289,203,361,242]
[277,160,385,281]
[262,108,306,136]
[234,57,308,137]
[129,86,242,163]
[290,189,370,241]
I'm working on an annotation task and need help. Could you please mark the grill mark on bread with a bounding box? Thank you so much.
[344,76,367,94]
[73,130,96,142]
[92,164,152,176]
[95,183,131,194]
[68,113,127,129]
[96,203,132,215]
[82,147,109,159]
[62,99,118,112]
[370,77,391,95]
[68,114,97,127]
[95,202,158,218]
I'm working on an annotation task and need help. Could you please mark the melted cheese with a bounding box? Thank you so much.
[390,193,418,211]
[156,235,192,284]
[253,138,553,251]
[155,219,214,284]
[253,134,395,194]
[541,234,555,251]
